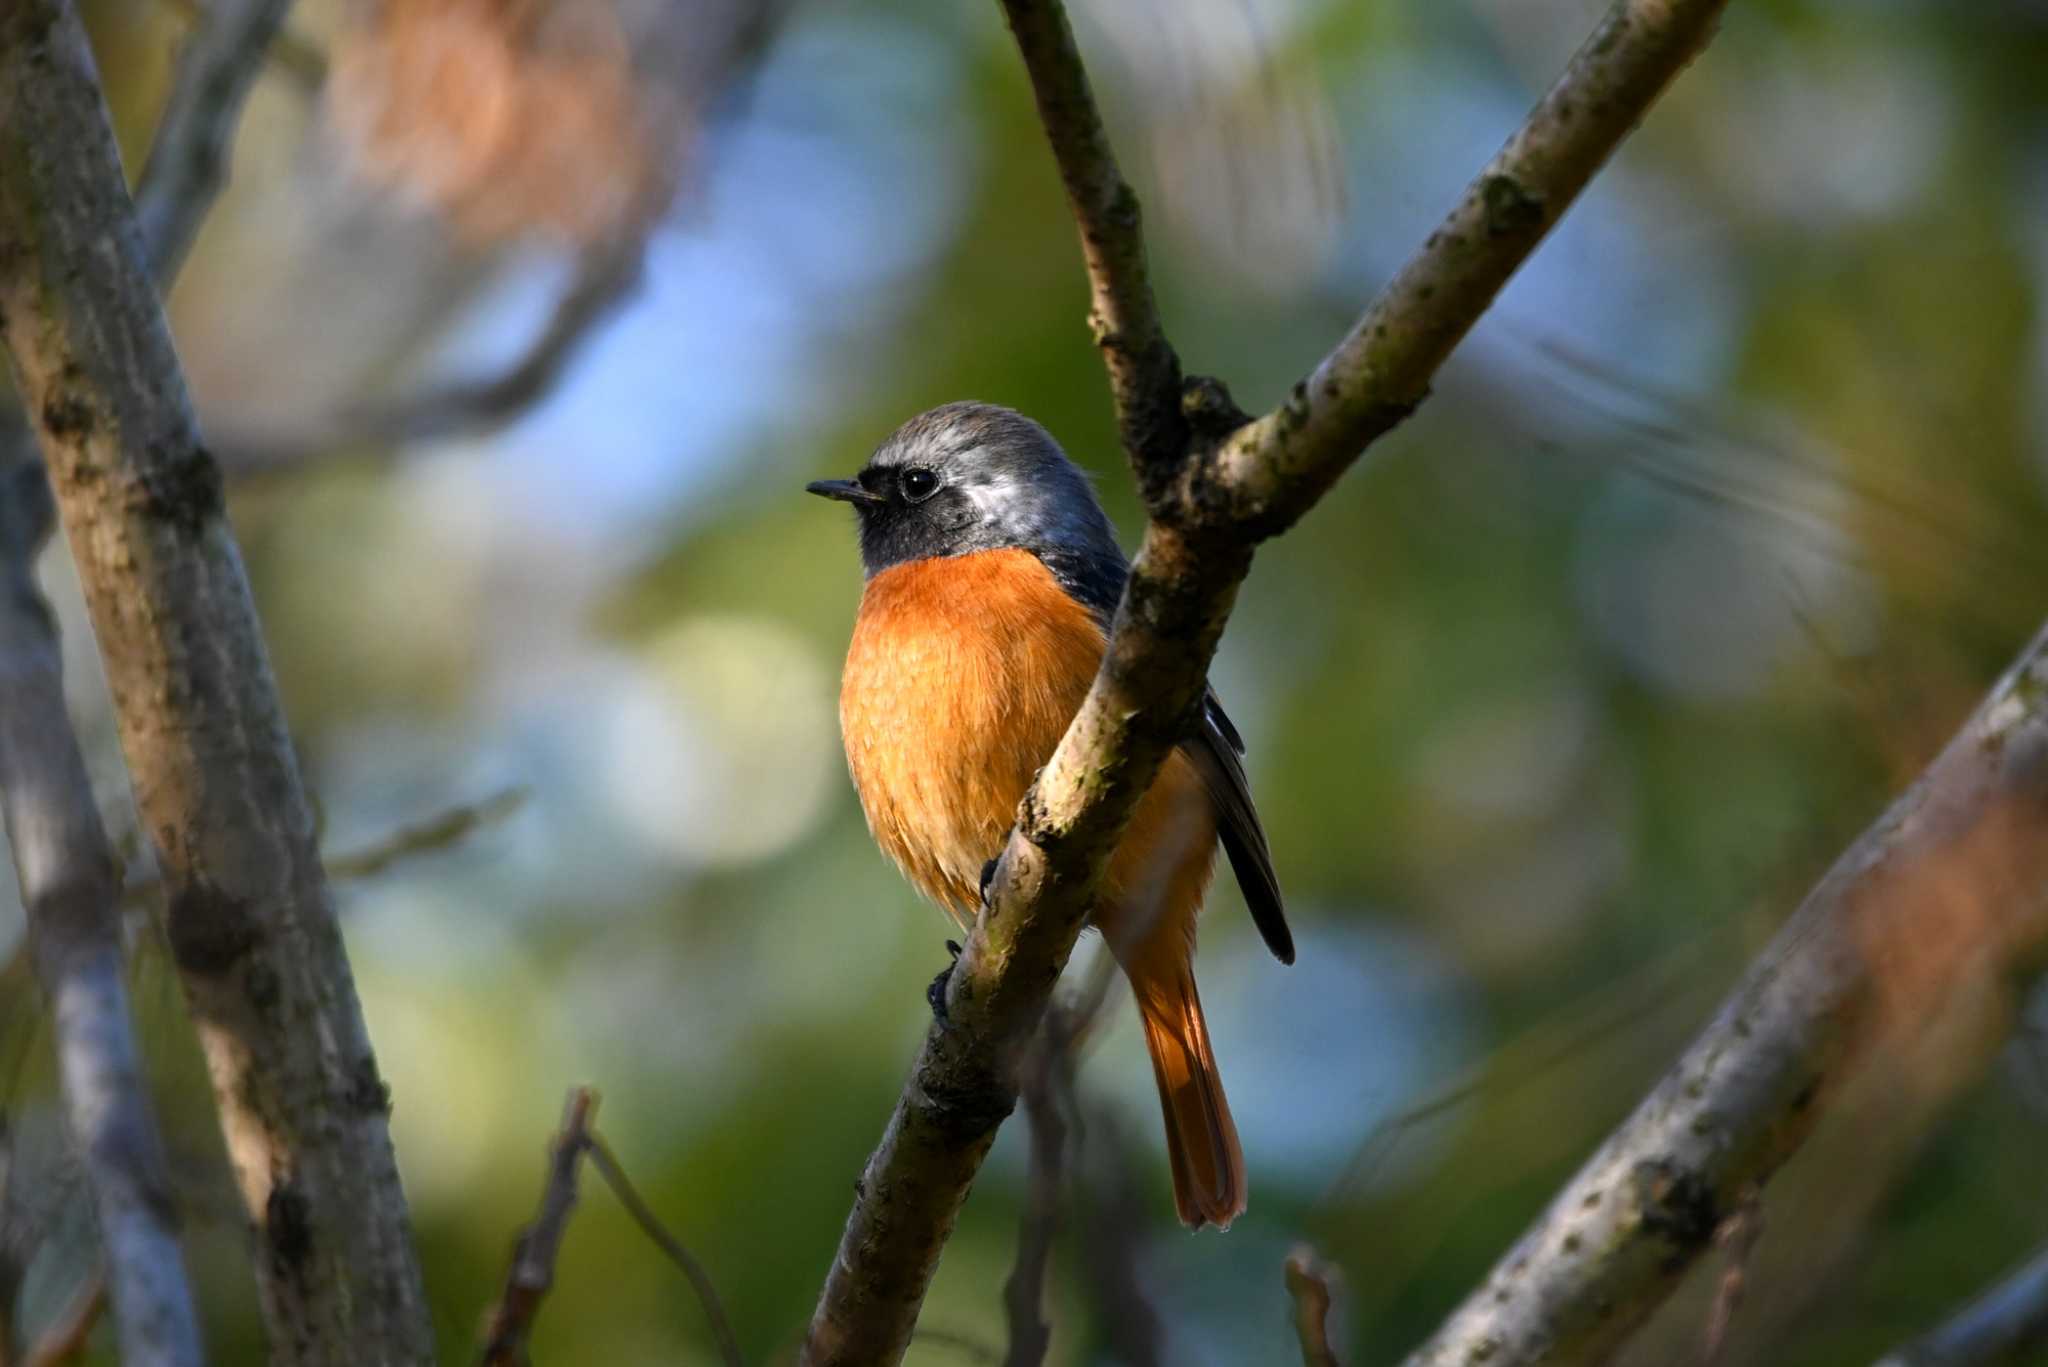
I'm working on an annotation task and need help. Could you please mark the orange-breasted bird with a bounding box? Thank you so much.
[809,401,1293,1230]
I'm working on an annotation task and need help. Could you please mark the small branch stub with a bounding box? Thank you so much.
[480,1089,599,1366]
[1285,1246,1343,1367]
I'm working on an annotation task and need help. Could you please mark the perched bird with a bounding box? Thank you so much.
[809,401,1292,1230]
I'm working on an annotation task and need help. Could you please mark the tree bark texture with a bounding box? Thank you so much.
[0,4,432,1362]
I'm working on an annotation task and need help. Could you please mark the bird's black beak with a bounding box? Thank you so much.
[807,478,882,505]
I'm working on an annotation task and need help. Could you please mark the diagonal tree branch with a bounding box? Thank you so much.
[1402,625,2048,1366]
[801,1,1731,1362]
[134,0,296,286]
[1874,1241,2048,1367]
[210,227,649,478]
[1196,0,1730,539]
[0,2,432,1361]
[0,444,204,1367]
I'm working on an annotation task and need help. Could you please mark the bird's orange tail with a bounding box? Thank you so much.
[1132,964,1245,1230]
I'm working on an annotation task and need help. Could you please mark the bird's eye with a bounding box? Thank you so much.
[900,467,941,502]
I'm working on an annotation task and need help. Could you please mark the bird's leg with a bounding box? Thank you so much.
[931,857,1001,1024]
[927,939,963,1024]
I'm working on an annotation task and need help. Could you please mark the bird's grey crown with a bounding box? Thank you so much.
[848,401,1124,577]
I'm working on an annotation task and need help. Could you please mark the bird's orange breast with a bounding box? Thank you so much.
[838,547,1214,931]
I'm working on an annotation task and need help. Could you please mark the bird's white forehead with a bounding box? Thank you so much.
[870,420,978,468]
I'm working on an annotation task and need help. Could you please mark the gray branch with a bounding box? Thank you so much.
[799,1,1731,1360]
[1402,626,2048,1366]
[0,446,204,1367]
[133,0,295,286]
[0,2,432,1361]
[1875,1242,2048,1367]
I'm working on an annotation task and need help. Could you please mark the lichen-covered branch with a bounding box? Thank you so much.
[1874,1241,2048,1367]
[0,3,432,1361]
[133,0,295,284]
[1401,626,2048,1367]
[801,2,1729,1362]
[0,445,204,1367]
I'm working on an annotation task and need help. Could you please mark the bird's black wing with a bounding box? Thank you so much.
[1034,546,1293,965]
[1183,691,1293,963]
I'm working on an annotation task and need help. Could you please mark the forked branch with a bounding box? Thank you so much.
[801,2,1732,1361]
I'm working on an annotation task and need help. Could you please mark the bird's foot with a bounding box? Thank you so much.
[927,939,963,1024]
[979,857,1000,907]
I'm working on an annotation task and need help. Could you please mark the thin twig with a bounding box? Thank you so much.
[20,1265,108,1367]
[326,788,528,881]
[1874,1241,2048,1367]
[0,442,203,1366]
[912,1327,1002,1364]
[133,0,296,284]
[214,234,650,477]
[480,1088,598,1367]
[799,1,1730,1359]
[584,1133,744,1367]
[1284,1246,1342,1367]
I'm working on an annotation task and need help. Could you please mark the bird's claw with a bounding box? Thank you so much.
[979,857,1000,906]
[927,939,963,1024]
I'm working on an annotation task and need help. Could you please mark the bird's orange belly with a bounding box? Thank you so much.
[838,548,1215,941]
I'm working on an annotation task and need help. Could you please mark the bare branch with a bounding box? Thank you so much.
[325,788,527,882]
[1199,0,1732,539]
[1402,624,2048,1366]
[0,3,431,1360]
[160,0,325,94]
[584,1133,743,1367]
[1284,1246,1342,1367]
[995,0,1186,486]
[801,2,1728,1360]
[213,235,648,477]
[480,1088,597,1367]
[0,446,203,1365]
[133,0,296,285]
[1875,1242,2048,1367]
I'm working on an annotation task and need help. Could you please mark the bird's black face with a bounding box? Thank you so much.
[806,402,1121,578]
